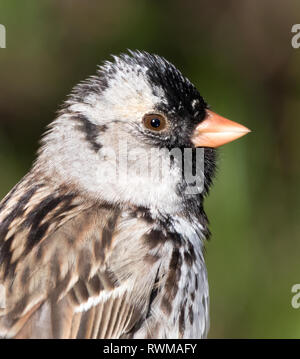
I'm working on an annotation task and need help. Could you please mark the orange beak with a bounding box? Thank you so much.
[191,110,251,148]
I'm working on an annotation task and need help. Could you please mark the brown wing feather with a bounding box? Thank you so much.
[0,180,158,338]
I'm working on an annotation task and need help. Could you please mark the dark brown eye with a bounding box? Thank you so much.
[143,114,167,131]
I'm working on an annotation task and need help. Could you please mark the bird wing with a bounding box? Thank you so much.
[0,179,159,338]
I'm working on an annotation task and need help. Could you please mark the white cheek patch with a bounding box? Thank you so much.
[99,63,166,122]
[68,61,166,129]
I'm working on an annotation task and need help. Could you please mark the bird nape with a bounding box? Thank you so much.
[0,51,250,339]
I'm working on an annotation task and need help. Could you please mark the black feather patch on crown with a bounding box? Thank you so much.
[67,51,207,121]
[118,51,207,118]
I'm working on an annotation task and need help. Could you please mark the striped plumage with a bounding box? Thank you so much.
[0,51,249,338]
[0,175,209,338]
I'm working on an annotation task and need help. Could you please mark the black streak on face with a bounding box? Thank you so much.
[73,114,107,152]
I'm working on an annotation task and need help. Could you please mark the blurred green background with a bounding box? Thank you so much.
[0,0,300,338]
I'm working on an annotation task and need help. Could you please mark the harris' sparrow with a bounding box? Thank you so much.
[0,51,250,339]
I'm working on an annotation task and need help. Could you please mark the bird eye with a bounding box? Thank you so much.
[143,114,167,132]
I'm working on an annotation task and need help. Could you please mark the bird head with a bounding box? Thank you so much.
[37,51,249,215]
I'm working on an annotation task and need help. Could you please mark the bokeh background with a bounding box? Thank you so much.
[0,0,300,338]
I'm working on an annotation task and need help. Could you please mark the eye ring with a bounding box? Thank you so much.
[143,113,167,132]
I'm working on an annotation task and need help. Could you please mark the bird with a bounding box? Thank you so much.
[0,51,250,339]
